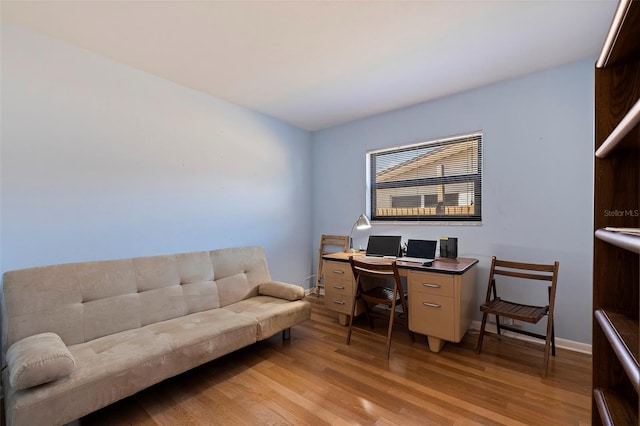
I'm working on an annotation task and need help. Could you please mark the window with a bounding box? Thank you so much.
[367,132,482,222]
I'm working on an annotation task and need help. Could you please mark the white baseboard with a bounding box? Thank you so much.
[470,320,592,355]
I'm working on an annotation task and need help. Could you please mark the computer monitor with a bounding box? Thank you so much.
[405,239,437,259]
[365,235,402,257]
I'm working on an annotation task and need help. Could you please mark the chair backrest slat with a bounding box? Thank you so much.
[493,269,554,281]
[354,268,395,277]
[494,259,556,272]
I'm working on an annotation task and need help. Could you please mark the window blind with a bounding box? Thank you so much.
[367,132,482,222]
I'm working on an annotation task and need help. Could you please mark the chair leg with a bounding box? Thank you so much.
[543,315,555,375]
[551,317,556,357]
[364,303,375,329]
[488,279,501,336]
[346,310,354,345]
[385,294,398,359]
[476,312,489,354]
[346,296,359,345]
[543,336,551,376]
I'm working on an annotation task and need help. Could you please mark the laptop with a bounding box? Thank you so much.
[365,235,402,258]
[397,239,437,263]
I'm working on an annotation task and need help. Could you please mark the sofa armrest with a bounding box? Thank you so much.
[258,281,305,301]
[6,332,76,390]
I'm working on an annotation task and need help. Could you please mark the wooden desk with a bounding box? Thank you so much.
[322,252,478,352]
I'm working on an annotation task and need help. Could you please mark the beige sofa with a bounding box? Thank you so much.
[0,246,311,426]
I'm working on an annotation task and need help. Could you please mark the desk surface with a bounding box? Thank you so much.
[323,252,477,275]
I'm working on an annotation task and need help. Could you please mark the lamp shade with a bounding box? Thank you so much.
[349,214,371,250]
[354,214,371,230]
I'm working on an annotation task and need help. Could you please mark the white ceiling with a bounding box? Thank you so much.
[1,0,618,131]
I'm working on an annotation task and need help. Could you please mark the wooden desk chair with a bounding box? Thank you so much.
[476,256,560,375]
[346,257,414,359]
[315,234,349,296]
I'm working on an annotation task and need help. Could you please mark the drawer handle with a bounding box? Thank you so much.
[333,270,345,274]
[332,285,345,290]
[333,300,346,305]
[423,283,441,288]
[423,301,441,308]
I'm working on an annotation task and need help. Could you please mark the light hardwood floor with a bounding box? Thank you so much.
[82,296,592,425]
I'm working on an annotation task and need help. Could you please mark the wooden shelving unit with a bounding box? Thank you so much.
[595,229,640,254]
[592,0,640,424]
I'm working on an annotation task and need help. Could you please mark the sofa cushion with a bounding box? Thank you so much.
[1,261,133,351]
[258,281,305,301]
[210,246,271,307]
[223,296,311,340]
[6,332,76,391]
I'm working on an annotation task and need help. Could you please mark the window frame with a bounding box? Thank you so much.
[366,132,483,224]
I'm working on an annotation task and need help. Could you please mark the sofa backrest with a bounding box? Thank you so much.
[1,246,271,363]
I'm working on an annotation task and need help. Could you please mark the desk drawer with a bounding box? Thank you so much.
[408,271,454,297]
[324,280,352,297]
[325,293,354,315]
[324,261,352,280]
[409,293,455,340]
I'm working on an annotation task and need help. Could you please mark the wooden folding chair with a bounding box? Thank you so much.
[315,234,349,296]
[476,256,560,375]
[346,257,414,359]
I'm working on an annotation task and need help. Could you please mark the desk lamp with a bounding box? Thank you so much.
[349,214,371,251]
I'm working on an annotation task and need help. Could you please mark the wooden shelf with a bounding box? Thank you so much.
[595,309,640,393]
[595,98,640,158]
[597,0,640,68]
[594,388,638,426]
[595,229,640,254]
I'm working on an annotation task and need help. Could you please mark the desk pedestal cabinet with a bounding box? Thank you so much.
[323,258,364,325]
[408,268,476,352]
[322,253,478,352]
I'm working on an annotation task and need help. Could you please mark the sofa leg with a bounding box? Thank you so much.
[282,328,291,341]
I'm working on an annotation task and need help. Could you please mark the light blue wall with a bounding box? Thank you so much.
[312,60,594,344]
[1,23,314,286]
